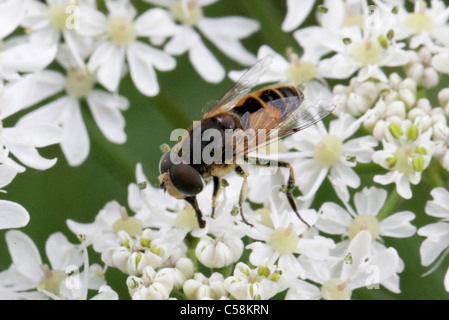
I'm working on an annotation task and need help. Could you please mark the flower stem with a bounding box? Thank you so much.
[377,188,400,221]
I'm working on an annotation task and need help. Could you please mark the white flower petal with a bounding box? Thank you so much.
[425,187,449,219]
[45,232,83,270]
[134,8,178,37]
[380,211,416,238]
[127,43,160,97]
[282,0,316,32]
[0,200,29,230]
[343,136,378,163]
[0,163,18,189]
[89,42,125,93]
[86,90,127,144]
[22,70,66,110]
[317,202,352,234]
[189,39,225,83]
[61,102,90,166]
[418,222,449,266]
[330,162,360,189]
[354,187,387,216]
[1,42,57,74]
[0,0,26,39]
[341,230,371,281]
[5,230,43,281]
[2,126,59,170]
[198,17,259,65]
[0,76,36,119]
[78,5,107,37]
[18,96,71,127]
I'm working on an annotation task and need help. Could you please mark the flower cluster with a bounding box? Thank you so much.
[1,0,449,300]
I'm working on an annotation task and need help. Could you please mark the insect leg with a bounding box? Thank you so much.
[211,176,222,218]
[185,196,206,228]
[234,166,254,227]
[244,156,311,229]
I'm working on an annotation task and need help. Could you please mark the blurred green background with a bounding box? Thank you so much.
[0,0,448,300]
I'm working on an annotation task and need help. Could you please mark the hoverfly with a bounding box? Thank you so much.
[158,56,334,228]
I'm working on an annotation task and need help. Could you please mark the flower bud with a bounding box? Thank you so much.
[195,235,243,268]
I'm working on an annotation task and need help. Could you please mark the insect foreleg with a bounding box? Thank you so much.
[185,196,206,228]
[211,176,222,218]
[244,156,311,229]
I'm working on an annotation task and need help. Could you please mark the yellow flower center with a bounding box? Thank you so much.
[170,0,203,26]
[176,206,199,229]
[350,39,384,65]
[342,13,364,29]
[285,60,317,85]
[107,16,137,46]
[38,265,67,296]
[269,223,299,254]
[65,67,96,99]
[347,214,380,241]
[112,209,143,238]
[321,278,352,300]
[404,13,435,34]
[314,135,343,168]
[49,4,71,30]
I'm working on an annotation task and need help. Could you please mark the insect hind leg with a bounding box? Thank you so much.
[244,156,311,229]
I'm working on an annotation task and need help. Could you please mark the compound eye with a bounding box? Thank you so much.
[169,163,204,196]
[159,152,173,174]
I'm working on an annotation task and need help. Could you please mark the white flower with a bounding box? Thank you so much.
[18,46,129,166]
[229,45,332,103]
[282,112,378,202]
[0,230,83,299]
[377,0,449,51]
[295,231,401,300]
[183,272,227,300]
[245,200,333,279]
[418,187,449,291]
[317,186,416,243]
[127,266,174,300]
[282,0,316,32]
[149,0,259,83]
[82,0,177,96]
[50,239,117,300]
[21,0,96,65]
[372,120,434,199]
[223,262,282,300]
[315,3,410,82]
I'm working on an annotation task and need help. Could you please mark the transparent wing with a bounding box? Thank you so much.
[200,56,273,119]
[277,98,336,137]
[228,98,335,162]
